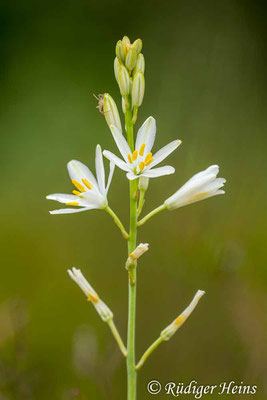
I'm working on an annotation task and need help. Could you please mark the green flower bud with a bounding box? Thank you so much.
[114,57,120,82]
[133,53,145,76]
[103,93,122,131]
[125,48,137,71]
[132,39,142,55]
[132,71,145,107]
[122,36,130,46]
[115,40,127,62]
[117,65,130,96]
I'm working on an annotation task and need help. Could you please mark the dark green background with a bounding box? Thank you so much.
[0,0,266,399]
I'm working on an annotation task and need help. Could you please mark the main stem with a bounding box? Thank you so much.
[126,108,138,400]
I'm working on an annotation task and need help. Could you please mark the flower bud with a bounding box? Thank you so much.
[114,57,120,82]
[138,176,149,191]
[133,53,145,75]
[117,65,130,96]
[122,36,130,46]
[103,93,122,131]
[115,40,127,63]
[132,72,145,107]
[125,48,137,71]
[160,290,205,341]
[132,39,142,55]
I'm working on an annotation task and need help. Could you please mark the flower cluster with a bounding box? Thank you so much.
[46,36,227,385]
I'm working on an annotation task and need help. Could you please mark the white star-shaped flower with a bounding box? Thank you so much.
[164,165,226,210]
[46,145,115,214]
[103,116,181,180]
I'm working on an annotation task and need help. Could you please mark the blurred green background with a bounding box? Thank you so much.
[0,0,266,399]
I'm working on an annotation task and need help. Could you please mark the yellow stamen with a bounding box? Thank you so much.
[82,178,93,190]
[72,190,81,196]
[174,315,185,326]
[128,153,132,164]
[87,293,99,303]
[145,157,154,166]
[65,202,79,206]
[194,192,209,199]
[72,179,85,192]
[139,161,145,171]
[145,152,153,163]
[139,143,146,156]
[132,150,138,161]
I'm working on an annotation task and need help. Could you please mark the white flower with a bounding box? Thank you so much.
[46,145,115,214]
[68,267,113,322]
[103,116,181,180]
[164,165,226,210]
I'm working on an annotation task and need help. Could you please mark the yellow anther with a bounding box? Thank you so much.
[139,143,146,156]
[82,178,93,190]
[72,190,81,196]
[87,293,99,303]
[145,152,153,163]
[174,315,185,326]
[72,179,85,192]
[194,192,209,200]
[145,157,154,166]
[65,202,79,206]
[128,153,132,164]
[132,150,138,161]
[139,161,145,171]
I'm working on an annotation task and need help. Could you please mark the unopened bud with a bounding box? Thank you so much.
[160,290,205,341]
[132,39,142,55]
[115,40,127,63]
[103,93,122,131]
[117,65,130,96]
[133,53,145,76]
[132,72,145,107]
[114,57,120,82]
[122,36,130,46]
[138,176,149,191]
[125,48,137,71]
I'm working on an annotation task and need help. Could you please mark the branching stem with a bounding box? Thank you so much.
[106,206,129,239]
[135,336,163,370]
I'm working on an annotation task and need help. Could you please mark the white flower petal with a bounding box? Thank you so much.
[126,171,139,180]
[95,145,105,195]
[106,161,115,194]
[150,140,181,167]
[103,150,130,172]
[46,193,91,207]
[67,160,98,188]
[141,166,175,178]
[110,125,131,162]
[49,206,96,214]
[81,190,107,209]
[135,116,156,155]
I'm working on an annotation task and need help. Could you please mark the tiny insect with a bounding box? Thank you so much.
[93,93,105,114]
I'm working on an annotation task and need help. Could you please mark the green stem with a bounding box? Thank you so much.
[125,105,138,400]
[135,336,163,370]
[106,206,129,239]
[107,319,127,357]
[137,204,166,227]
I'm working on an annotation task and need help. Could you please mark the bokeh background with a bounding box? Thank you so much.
[0,0,266,399]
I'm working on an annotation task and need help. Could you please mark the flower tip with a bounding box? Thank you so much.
[196,290,206,299]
